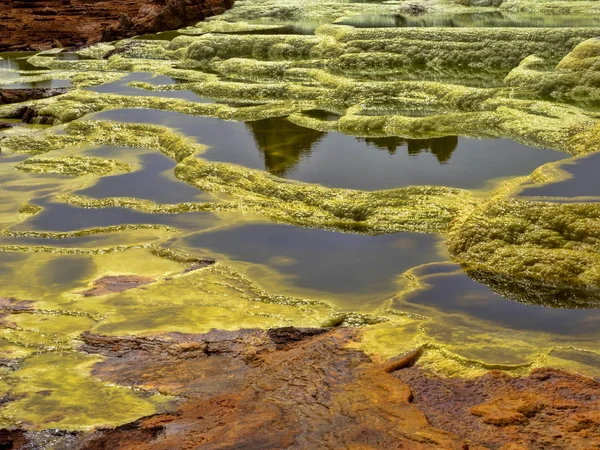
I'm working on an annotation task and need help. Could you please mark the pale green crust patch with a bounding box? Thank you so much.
[0,353,173,430]
[16,156,132,176]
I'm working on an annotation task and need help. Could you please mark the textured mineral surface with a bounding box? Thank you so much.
[2,0,600,447]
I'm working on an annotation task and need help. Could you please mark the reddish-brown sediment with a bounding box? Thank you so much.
[0,0,235,52]
[77,328,467,449]
[77,262,216,297]
[78,275,156,297]
[2,328,600,449]
[396,366,600,449]
[0,297,34,312]
[0,297,35,330]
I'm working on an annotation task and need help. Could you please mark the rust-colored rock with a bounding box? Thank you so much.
[102,0,235,42]
[0,0,235,52]
[381,346,424,373]
[470,393,543,427]
[397,366,600,449]
[0,428,27,450]
[76,328,466,449]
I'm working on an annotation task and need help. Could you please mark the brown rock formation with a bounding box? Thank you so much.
[74,329,600,449]
[0,429,27,450]
[0,297,34,311]
[397,366,600,449]
[78,328,467,449]
[0,88,69,105]
[0,88,71,125]
[0,88,68,112]
[2,328,600,449]
[0,0,235,52]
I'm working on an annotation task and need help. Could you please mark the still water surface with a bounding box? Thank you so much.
[94,108,565,190]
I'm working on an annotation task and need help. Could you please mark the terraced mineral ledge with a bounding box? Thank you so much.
[2,0,600,448]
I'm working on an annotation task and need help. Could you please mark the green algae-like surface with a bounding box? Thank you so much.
[2,0,600,431]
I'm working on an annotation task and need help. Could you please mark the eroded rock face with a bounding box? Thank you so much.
[0,88,70,126]
[103,0,235,41]
[0,0,235,52]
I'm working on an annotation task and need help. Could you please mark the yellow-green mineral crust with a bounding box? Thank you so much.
[448,177,600,308]
[16,156,132,176]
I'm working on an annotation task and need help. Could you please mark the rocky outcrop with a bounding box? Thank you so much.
[0,0,235,52]
[0,88,69,126]
[0,88,68,126]
[103,0,235,41]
